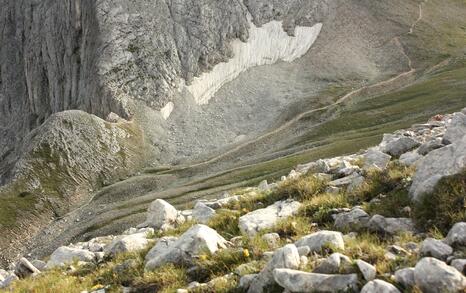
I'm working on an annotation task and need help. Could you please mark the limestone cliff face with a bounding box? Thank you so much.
[0,0,332,183]
[0,0,99,180]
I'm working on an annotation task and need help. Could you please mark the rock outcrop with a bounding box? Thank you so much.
[239,200,301,236]
[410,111,466,201]
[145,224,229,270]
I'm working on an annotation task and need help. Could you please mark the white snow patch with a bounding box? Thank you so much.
[185,20,323,105]
[161,102,174,120]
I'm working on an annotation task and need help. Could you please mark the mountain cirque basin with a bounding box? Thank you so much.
[0,0,466,285]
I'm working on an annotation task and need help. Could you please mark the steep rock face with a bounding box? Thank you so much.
[0,0,105,181]
[0,0,332,182]
[0,110,146,268]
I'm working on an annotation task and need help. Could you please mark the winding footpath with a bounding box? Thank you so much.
[56,1,427,238]
[187,2,425,169]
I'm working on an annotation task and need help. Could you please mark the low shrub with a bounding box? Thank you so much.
[299,193,350,225]
[208,209,242,239]
[349,162,414,203]
[272,175,327,202]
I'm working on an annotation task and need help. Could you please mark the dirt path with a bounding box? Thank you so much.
[59,1,426,225]
[409,1,425,34]
[185,2,426,169]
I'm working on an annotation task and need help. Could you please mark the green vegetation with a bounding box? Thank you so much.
[208,209,242,239]
[272,175,328,202]
[299,193,350,225]
[413,170,466,234]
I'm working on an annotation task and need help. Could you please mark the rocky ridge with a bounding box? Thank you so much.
[2,108,465,292]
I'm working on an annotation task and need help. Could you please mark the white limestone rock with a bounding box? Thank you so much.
[414,257,466,293]
[192,202,216,224]
[361,279,400,293]
[394,267,415,288]
[262,233,281,249]
[239,200,301,236]
[399,150,423,166]
[247,244,300,293]
[313,253,352,274]
[451,259,466,274]
[356,259,376,281]
[418,138,444,155]
[363,148,392,170]
[443,112,466,144]
[410,135,466,201]
[329,173,365,192]
[239,274,257,291]
[138,199,180,230]
[0,273,18,289]
[446,222,466,247]
[104,232,150,257]
[367,215,415,235]
[145,224,229,270]
[273,269,359,293]
[46,247,96,268]
[14,257,41,278]
[295,230,345,252]
[334,207,370,231]
[380,135,421,157]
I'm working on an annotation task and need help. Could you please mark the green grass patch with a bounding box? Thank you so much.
[299,193,350,225]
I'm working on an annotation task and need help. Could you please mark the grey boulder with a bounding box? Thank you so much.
[419,238,453,261]
[363,148,392,170]
[239,199,301,236]
[399,150,423,166]
[145,224,229,270]
[0,272,19,289]
[46,246,96,268]
[414,257,466,293]
[380,135,421,157]
[273,268,359,293]
[410,135,466,202]
[356,259,376,281]
[334,207,370,231]
[295,231,345,252]
[451,259,466,274]
[247,244,300,293]
[192,202,216,224]
[443,112,466,144]
[446,222,466,247]
[394,267,415,288]
[105,232,150,257]
[313,253,352,274]
[138,199,182,230]
[367,215,415,235]
[361,280,400,293]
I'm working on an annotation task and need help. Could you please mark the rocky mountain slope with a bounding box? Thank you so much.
[2,108,465,292]
[0,0,466,283]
